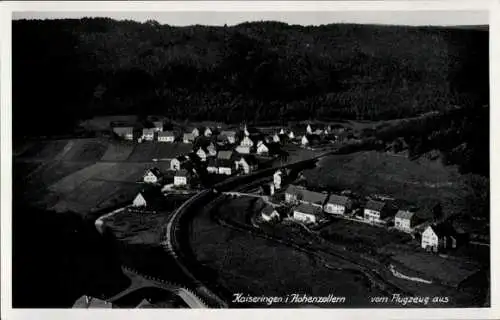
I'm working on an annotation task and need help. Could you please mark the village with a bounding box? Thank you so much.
[111,118,463,256]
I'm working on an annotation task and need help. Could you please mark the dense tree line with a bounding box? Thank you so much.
[13,18,488,139]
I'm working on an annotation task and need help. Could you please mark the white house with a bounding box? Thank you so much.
[394,210,418,232]
[191,128,200,137]
[158,131,175,142]
[153,121,163,132]
[301,135,309,146]
[207,158,218,174]
[143,168,163,184]
[174,169,189,186]
[196,148,208,162]
[132,192,148,207]
[293,203,321,224]
[306,124,313,135]
[324,194,352,215]
[204,127,212,137]
[243,124,250,137]
[142,128,155,141]
[256,141,270,155]
[240,136,254,148]
[218,160,233,175]
[273,134,281,143]
[170,156,186,171]
[183,133,195,143]
[364,200,390,223]
[273,170,283,189]
[235,156,258,174]
[279,128,285,135]
[421,224,457,252]
[288,131,295,139]
[262,206,280,222]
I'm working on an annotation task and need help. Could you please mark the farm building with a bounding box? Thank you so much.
[183,133,195,143]
[220,131,237,144]
[284,185,328,208]
[394,210,419,232]
[324,194,352,215]
[153,121,163,132]
[207,158,218,174]
[421,224,458,253]
[174,169,190,186]
[218,159,233,175]
[112,126,134,140]
[73,295,113,308]
[142,128,155,141]
[293,203,322,224]
[235,155,259,174]
[261,206,280,222]
[364,200,391,223]
[142,167,164,184]
[217,150,234,161]
[158,131,175,142]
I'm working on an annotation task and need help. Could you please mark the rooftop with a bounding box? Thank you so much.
[294,203,322,216]
[365,200,386,212]
[326,194,351,206]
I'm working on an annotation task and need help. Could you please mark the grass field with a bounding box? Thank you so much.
[79,115,139,131]
[61,139,108,162]
[303,151,467,219]
[101,142,136,161]
[48,162,117,193]
[18,140,71,160]
[91,162,150,182]
[126,143,192,162]
[24,161,92,190]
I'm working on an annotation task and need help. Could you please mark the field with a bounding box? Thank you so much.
[48,162,117,193]
[127,143,192,162]
[303,151,468,219]
[61,139,108,162]
[101,142,136,161]
[17,140,71,160]
[91,162,152,182]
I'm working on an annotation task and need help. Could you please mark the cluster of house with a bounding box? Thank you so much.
[262,171,460,253]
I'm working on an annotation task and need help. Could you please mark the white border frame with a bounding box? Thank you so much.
[1,1,498,320]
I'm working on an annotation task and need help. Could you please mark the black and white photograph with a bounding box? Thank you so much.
[1,0,498,318]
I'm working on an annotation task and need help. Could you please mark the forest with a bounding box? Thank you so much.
[12,18,488,133]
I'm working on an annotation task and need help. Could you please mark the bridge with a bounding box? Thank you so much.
[107,266,209,308]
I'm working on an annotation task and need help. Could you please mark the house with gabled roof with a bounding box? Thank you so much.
[364,200,391,223]
[293,203,322,224]
[204,127,213,137]
[220,130,237,144]
[240,136,254,148]
[183,133,195,143]
[206,158,218,174]
[191,127,200,137]
[262,205,280,222]
[421,223,458,252]
[395,210,419,232]
[284,185,328,208]
[288,130,295,140]
[158,131,175,142]
[174,169,190,186]
[170,155,188,171]
[256,141,270,155]
[73,295,113,308]
[324,194,352,215]
[132,188,167,209]
[143,167,164,184]
[206,142,217,157]
[142,128,155,141]
[112,126,135,140]
[235,155,259,174]
[218,159,233,175]
[196,147,208,162]
[153,121,164,132]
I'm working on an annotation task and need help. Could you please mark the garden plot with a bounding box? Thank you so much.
[48,162,116,193]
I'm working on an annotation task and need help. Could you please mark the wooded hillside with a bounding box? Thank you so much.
[13,18,488,136]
